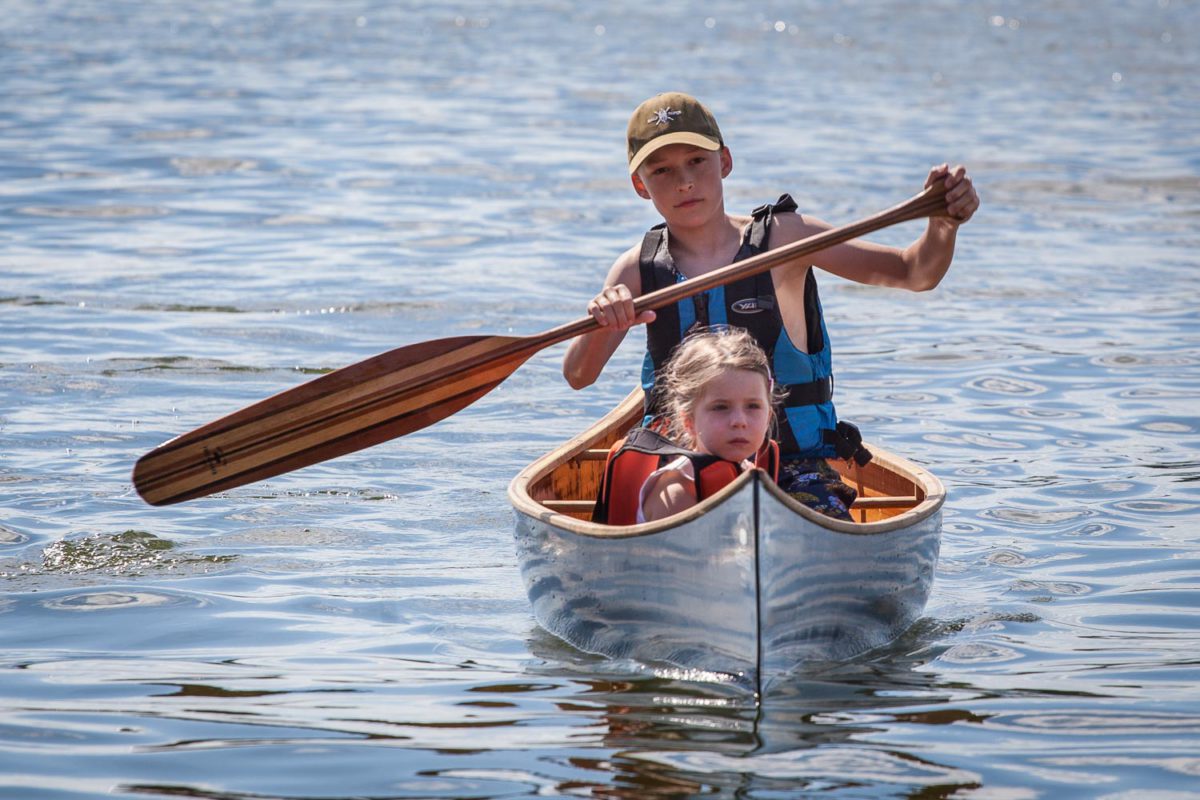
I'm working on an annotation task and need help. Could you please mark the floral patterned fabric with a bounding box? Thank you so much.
[777,458,857,521]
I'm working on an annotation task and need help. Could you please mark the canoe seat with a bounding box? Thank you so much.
[849,494,921,523]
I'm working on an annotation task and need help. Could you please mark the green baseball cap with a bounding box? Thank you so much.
[626,92,723,175]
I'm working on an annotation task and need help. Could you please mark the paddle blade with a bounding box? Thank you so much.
[133,334,533,505]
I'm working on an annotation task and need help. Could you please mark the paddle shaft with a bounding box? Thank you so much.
[133,183,949,505]
[524,181,950,351]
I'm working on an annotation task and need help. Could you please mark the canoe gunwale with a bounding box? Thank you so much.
[508,389,946,538]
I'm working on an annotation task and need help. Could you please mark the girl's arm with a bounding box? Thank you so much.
[641,469,698,522]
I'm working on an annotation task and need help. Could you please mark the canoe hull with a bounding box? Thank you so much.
[514,472,940,692]
[756,476,940,691]
[516,476,760,684]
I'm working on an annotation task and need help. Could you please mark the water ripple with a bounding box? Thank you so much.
[0,526,29,546]
[924,433,1029,450]
[939,643,1024,663]
[1010,406,1084,419]
[629,745,981,787]
[965,376,1050,396]
[1136,418,1198,435]
[1064,522,1120,538]
[987,549,1035,567]
[984,709,1200,737]
[981,506,1096,527]
[872,391,940,404]
[16,205,169,219]
[169,157,258,176]
[1111,499,1198,516]
[1094,353,1200,370]
[42,590,199,612]
[1041,480,1150,500]
[1010,579,1093,597]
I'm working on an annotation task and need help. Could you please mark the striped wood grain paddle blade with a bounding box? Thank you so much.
[133,335,536,505]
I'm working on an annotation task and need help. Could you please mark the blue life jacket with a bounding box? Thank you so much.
[639,194,868,463]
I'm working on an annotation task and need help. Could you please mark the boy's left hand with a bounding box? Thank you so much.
[926,164,979,226]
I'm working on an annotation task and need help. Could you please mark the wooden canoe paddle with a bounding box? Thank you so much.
[133,182,950,505]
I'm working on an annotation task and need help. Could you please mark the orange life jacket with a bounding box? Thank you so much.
[591,428,780,525]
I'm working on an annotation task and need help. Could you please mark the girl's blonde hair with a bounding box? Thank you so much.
[655,327,782,448]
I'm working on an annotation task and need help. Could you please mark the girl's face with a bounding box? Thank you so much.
[683,368,771,463]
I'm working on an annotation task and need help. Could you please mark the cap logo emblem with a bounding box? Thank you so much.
[649,107,682,126]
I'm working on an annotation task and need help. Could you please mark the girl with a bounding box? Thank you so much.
[639,328,780,523]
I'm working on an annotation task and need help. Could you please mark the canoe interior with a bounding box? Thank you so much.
[526,390,931,525]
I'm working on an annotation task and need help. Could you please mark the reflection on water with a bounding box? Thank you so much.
[516,628,1196,798]
[3,0,1199,796]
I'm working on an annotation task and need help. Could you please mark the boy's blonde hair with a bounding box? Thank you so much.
[655,327,781,449]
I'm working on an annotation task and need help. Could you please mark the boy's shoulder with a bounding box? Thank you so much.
[767,206,827,248]
[604,240,644,287]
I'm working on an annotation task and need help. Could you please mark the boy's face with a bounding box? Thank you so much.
[631,143,732,220]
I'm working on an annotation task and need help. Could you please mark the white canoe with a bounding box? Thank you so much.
[508,389,944,694]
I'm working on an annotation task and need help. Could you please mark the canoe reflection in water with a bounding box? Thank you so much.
[509,389,945,697]
[523,626,985,797]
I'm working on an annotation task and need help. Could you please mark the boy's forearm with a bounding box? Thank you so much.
[562,340,597,389]
[563,330,623,389]
[902,220,958,291]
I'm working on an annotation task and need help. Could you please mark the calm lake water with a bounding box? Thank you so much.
[3,1,1199,797]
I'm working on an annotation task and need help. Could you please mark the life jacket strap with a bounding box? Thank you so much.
[781,376,833,408]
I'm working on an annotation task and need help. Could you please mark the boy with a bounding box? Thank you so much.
[563,92,979,519]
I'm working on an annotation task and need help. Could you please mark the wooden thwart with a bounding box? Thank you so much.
[851,496,921,509]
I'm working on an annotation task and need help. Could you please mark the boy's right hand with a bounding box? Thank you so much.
[588,284,656,330]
